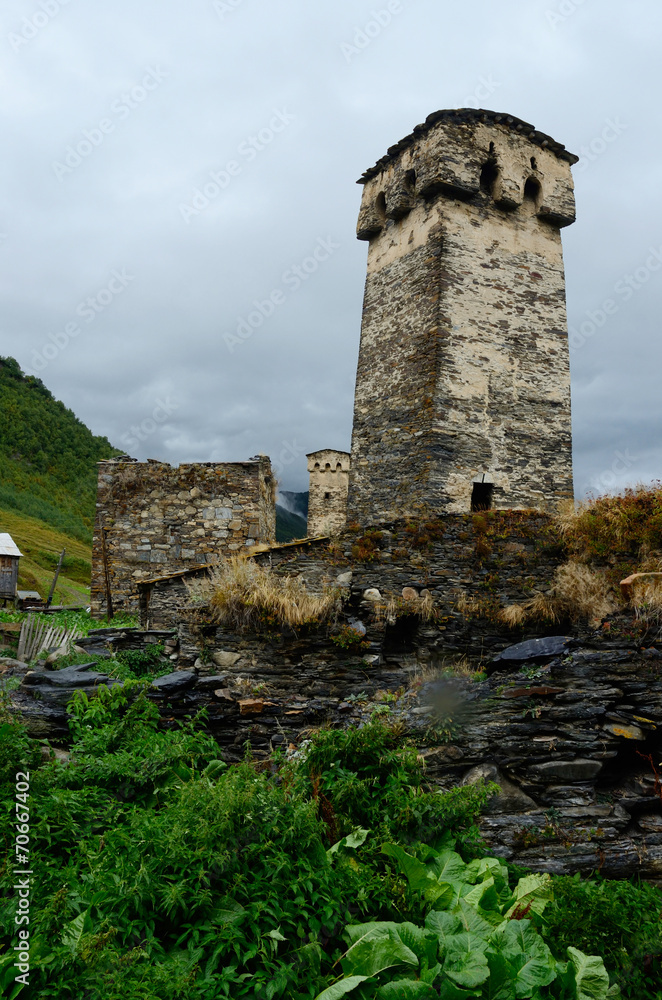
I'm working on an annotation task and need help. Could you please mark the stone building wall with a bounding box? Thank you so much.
[306,449,350,537]
[91,457,275,616]
[348,109,577,525]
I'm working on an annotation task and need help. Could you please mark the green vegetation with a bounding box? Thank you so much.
[323,844,617,999]
[560,483,662,569]
[0,508,93,604]
[0,356,120,544]
[1,701,658,998]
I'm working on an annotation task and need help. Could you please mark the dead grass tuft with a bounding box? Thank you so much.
[185,556,342,630]
[500,559,615,627]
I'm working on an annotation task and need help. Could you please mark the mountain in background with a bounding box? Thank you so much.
[276,490,308,542]
[0,356,121,542]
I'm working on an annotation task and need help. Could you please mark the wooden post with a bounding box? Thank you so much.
[46,549,65,608]
[100,528,114,621]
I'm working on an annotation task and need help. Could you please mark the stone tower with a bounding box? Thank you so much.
[306,449,350,536]
[347,109,578,525]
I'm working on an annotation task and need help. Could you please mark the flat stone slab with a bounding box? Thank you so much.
[150,671,196,694]
[491,636,573,666]
[528,758,603,781]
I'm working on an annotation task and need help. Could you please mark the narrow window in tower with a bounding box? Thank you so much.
[523,177,541,210]
[471,481,494,511]
[323,492,331,501]
[479,159,499,196]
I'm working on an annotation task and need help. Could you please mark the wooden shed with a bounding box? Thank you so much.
[0,533,22,602]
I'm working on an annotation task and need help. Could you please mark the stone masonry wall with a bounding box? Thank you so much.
[92,457,275,616]
[348,109,577,525]
[306,449,350,537]
[131,510,662,879]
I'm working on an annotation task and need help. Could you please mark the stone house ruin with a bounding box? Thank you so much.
[93,108,579,608]
[91,456,275,615]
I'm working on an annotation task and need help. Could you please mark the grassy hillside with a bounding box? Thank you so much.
[0,507,92,605]
[0,356,120,543]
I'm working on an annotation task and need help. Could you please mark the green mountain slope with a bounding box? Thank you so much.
[0,507,92,605]
[275,504,308,542]
[0,356,121,542]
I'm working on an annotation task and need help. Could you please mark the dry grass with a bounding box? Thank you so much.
[185,556,342,630]
[373,591,439,624]
[500,559,615,627]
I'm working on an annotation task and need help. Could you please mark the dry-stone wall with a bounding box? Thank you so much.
[91,457,275,616]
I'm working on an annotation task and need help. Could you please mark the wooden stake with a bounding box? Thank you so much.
[46,549,66,608]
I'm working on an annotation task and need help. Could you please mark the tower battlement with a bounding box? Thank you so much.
[357,108,577,240]
[347,109,577,524]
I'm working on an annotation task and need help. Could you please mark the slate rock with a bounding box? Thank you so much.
[528,758,603,781]
[150,671,196,694]
[194,675,228,690]
[490,636,573,670]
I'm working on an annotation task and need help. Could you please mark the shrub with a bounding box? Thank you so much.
[185,556,342,630]
[541,873,662,999]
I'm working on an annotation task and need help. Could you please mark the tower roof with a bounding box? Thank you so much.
[358,108,579,184]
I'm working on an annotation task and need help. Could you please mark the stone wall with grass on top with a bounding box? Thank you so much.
[91,457,276,617]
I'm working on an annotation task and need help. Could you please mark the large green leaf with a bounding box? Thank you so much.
[314,976,371,1000]
[342,927,420,979]
[329,828,371,857]
[345,923,402,946]
[455,900,493,940]
[503,874,553,919]
[490,921,557,997]
[437,981,475,1000]
[485,952,517,1000]
[464,857,509,891]
[425,910,462,945]
[394,923,439,970]
[429,851,468,886]
[376,980,438,999]
[567,947,612,1000]
[442,932,491,989]
[382,843,437,891]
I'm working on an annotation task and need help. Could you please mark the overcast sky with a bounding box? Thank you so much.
[1,0,660,498]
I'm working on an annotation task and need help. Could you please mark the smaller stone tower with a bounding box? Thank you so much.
[306,450,350,536]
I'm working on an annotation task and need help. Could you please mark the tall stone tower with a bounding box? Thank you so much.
[306,449,350,536]
[347,109,578,525]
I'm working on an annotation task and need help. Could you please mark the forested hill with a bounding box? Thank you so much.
[0,356,121,542]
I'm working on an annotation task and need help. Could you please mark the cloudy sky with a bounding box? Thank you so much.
[1,0,660,497]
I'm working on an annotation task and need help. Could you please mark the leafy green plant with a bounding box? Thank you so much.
[332,626,370,651]
[542,874,662,999]
[317,843,618,999]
